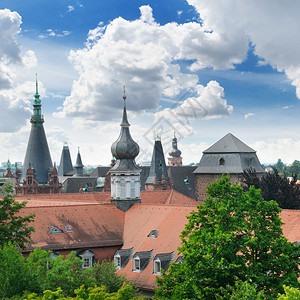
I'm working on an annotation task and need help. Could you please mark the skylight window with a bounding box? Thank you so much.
[65,225,72,232]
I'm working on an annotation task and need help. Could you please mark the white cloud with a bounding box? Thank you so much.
[154,80,233,124]
[253,138,300,164]
[245,113,255,119]
[0,9,23,89]
[67,6,74,13]
[22,50,37,68]
[57,5,240,123]
[187,0,300,100]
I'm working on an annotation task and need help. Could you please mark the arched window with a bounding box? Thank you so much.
[219,158,225,165]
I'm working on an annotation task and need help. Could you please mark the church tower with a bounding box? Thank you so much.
[168,132,182,167]
[21,76,52,183]
[110,89,141,212]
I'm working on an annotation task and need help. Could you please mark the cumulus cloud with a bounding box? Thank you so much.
[0,81,45,132]
[154,80,233,123]
[245,113,255,119]
[187,0,300,99]
[0,9,23,89]
[56,5,239,122]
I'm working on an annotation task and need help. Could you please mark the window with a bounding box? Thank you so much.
[148,229,159,238]
[133,257,140,271]
[130,180,135,198]
[80,250,94,269]
[219,157,225,165]
[49,226,63,234]
[154,259,161,274]
[83,257,92,269]
[114,255,121,269]
[28,176,32,184]
[65,225,72,232]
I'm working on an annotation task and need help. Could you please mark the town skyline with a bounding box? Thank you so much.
[0,0,300,166]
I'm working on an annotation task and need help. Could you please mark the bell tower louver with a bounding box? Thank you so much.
[21,76,53,183]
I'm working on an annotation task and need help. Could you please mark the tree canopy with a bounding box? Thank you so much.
[155,175,300,299]
[242,168,300,209]
[0,183,35,249]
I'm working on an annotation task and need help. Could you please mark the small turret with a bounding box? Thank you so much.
[73,147,84,177]
[168,132,183,167]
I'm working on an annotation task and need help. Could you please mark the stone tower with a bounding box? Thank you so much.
[110,89,141,212]
[168,132,182,167]
[194,133,265,202]
[21,77,52,183]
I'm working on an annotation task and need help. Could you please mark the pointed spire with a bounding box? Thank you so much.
[31,74,44,126]
[58,142,73,176]
[73,146,84,177]
[121,85,130,127]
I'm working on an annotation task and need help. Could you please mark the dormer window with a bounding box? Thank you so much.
[78,249,94,269]
[132,249,153,272]
[133,257,140,271]
[153,252,174,275]
[219,157,225,165]
[114,255,121,269]
[113,247,134,270]
[148,229,158,238]
[49,226,63,234]
[153,258,161,274]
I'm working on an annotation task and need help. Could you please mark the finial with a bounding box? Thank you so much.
[78,147,80,153]
[35,73,39,95]
[174,131,176,138]
[123,85,127,101]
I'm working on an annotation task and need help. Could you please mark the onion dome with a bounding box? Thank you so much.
[111,92,139,160]
[169,132,182,158]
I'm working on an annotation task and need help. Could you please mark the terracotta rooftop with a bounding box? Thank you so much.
[19,203,124,252]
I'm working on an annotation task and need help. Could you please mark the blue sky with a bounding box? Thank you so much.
[0,0,300,167]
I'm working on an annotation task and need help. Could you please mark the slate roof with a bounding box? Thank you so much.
[58,144,73,177]
[145,140,169,184]
[168,166,197,199]
[60,177,98,193]
[204,133,256,153]
[194,133,265,174]
[21,125,53,183]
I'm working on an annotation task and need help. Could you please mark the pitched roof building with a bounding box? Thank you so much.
[194,133,265,201]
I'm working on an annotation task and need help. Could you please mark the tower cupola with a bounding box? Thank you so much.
[110,88,141,212]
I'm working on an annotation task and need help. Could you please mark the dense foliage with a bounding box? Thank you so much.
[0,244,134,299]
[155,175,300,299]
[242,168,300,209]
[0,183,35,248]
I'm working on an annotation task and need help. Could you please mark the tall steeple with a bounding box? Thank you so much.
[110,87,141,211]
[168,132,183,167]
[145,137,171,191]
[58,142,73,176]
[73,147,84,177]
[21,76,53,183]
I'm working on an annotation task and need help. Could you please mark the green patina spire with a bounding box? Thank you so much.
[31,74,44,126]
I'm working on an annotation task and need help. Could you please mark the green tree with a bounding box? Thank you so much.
[277,285,300,300]
[43,251,84,296]
[0,243,38,298]
[82,260,130,293]
[0,182,35,248]
[242,168,300,209]
[155,175,300,299]
[274,159,285,173]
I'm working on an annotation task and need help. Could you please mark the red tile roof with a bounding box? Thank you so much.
[19,203,124,252]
